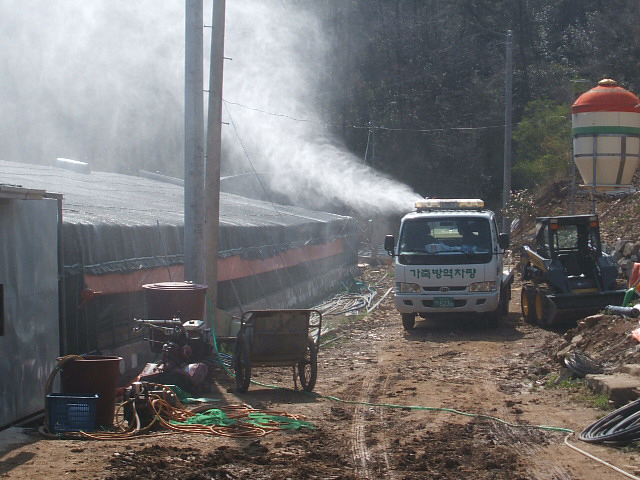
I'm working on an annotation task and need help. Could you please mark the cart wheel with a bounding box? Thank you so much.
[297,338,318,392]
[234,336,251,393]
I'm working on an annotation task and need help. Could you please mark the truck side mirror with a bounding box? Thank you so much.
[384,235,396,255]
[498,233,510,250]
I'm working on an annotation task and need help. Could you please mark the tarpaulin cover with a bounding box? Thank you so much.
[0,161,355,276]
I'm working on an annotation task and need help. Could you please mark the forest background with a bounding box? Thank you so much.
[312,0,640,209]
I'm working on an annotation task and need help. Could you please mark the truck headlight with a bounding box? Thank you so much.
[397,282,421,293]
[469,281,497,292]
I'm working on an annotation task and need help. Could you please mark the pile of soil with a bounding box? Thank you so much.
[105,431,355,480]
[550,313,640,372]
[391,418,546,480]
[104,418,541,480]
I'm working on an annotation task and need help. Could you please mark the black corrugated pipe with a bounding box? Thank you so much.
[580,399,640,444]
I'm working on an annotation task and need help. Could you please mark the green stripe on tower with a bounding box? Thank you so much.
[573,126,640,136]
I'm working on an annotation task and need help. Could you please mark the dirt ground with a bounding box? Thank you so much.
[2,264,640,480]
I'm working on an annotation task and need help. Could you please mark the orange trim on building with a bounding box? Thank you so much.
[217,238,343,281]
[83,239,344,295]
[84,265,184,295]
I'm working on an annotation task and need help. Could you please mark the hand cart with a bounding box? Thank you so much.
[232,309,322,393]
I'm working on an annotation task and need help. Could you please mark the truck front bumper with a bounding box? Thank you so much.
[394,291,500,315]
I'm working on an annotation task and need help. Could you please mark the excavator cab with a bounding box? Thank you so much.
[520,215,625,326]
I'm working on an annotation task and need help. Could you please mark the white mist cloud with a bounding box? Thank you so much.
[222,1,421,215]
[0,0,183,173]
[0,0,420,214]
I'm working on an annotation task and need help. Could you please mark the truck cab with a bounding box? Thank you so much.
[384,199,513,330]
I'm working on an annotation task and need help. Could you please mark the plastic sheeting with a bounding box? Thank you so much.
[0,161,354,276]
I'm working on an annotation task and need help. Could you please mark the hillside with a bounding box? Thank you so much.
[512,175,640,253]
[511,175,640,377]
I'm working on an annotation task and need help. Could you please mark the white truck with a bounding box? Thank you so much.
[384,198,514,330]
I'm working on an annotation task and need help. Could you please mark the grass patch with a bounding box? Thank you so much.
[544,375,613,411]
[620,443,640,454]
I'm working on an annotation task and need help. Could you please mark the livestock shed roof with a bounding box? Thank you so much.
[0,160,355,275]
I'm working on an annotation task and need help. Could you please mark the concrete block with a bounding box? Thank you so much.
[586,373,640,406]
[618,364,640,377]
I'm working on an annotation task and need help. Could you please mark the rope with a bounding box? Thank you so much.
[41,382,311,440]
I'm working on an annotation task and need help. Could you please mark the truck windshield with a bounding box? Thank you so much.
[397,216,493,265]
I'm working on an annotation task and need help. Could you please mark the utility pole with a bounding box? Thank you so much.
[184,0,205,283]
[569,79,589,215]
[502,30,513,233]
[205,0,225,331]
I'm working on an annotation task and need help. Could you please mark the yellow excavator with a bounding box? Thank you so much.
[519,215,626,326]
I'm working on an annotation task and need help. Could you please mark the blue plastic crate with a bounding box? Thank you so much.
[47,393,98,433]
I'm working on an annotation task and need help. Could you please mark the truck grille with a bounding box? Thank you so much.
[422,286,467,292]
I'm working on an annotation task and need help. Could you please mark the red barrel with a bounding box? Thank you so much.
[142,282,208,352]
[59,355,122,429]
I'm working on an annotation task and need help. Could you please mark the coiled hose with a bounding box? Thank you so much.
[563,350,604,378]
[580,398,640,444]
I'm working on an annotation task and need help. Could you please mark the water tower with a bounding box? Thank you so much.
[571,79,640,194]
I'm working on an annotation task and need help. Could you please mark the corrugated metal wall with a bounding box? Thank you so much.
[0,197,59,428]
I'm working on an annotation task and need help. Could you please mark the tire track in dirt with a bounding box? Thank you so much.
[371,367,396,479]
[353,396,372,479]
[482,358,574,480]
[350,350,398,480]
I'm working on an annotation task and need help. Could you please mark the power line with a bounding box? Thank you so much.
[222,99,507,133]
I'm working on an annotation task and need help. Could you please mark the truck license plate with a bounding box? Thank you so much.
[434,297,454,308]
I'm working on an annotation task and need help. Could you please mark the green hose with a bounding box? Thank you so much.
[623,287,637,307]
[206,294,235,377]
[317,392,574,434]
[204,297,573,435]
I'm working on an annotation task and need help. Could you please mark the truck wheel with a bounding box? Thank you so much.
[486,290,505,328]
[521,286,536,324]
[486,307,503,328]
[402,313,416,330]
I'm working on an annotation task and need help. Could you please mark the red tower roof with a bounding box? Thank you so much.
[571,79,640,114]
